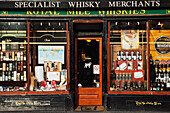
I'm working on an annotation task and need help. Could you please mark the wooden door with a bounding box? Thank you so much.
[75,38,102,105]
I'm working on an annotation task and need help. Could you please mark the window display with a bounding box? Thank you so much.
[149,20,170,91]
[29,21,69,92]
[0,22,28,92]
[109,21,148,91]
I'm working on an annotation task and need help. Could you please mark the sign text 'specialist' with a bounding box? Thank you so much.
[14,0,161,8]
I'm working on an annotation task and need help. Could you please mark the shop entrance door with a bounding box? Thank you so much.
[75,38,102,106]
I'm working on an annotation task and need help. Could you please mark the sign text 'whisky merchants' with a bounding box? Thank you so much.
[14,0,161,8]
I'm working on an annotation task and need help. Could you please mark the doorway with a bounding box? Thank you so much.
[75,38,102,106]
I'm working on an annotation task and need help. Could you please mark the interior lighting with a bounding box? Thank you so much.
[137,22,140,25]
[18,22,20,26]
[40,22,43,26]
[59,22,61,26]
[96,39,100,42]
[86,40,91,42]
[48,22,51,26]
[8,22,10,26]
[128,22,130,25]
[158,21,161,25]
[115,22,118,25]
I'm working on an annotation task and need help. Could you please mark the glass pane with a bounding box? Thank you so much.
[0,21,27,92]
[149,20,170,91]
[109,21,148,91]
[77,39,100,88]
[29,21,68,91]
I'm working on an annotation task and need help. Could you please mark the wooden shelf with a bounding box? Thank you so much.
[0,81,27,86]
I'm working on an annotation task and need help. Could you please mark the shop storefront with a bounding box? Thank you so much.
[0,0,170,112]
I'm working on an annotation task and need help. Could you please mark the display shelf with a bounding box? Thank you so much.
[0,81,26,86]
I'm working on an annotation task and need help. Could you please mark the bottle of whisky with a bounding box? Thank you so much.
[46,63,50,71]
[160,64,164,82]
[116,62,119,70]
[117,51,120,61]
[126,51,129,60]
[0,72,2,81]
[157,79,161,91]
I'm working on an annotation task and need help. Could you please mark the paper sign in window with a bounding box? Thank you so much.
[46,71,61,81]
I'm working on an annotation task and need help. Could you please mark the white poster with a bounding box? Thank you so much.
[93,65,100,74]
[35,66,44,82]
[47,71,61,81]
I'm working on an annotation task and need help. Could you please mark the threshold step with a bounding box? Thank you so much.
[75,105,104,111]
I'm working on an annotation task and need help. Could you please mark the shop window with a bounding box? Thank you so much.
[109,21,148,92]
[29,21,69,92]
[0,21,28,92]
[149,20,170,91]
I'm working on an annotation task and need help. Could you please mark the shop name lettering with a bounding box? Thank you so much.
[26,10,146,15]
[14,1,161,8]
[136,101,162,106]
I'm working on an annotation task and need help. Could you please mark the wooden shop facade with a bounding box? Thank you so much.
[0,0,170,112]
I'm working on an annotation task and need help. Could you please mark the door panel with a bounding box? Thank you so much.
[75,38,102,106]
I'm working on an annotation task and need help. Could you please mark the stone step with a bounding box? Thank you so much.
[75,106,104,111]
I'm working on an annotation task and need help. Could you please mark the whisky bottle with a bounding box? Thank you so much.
[127,81,130,90]
[139,52,142,60]
[120,51,124,61]
[128,61,131,70]
[128,52,131,60]
[160,64,164,82]
[157,79,161,91]
[20,52,23,61]
[167,80,170,91]
[116,62,119,70]
[6,53,9,61]
[0,72,2,81]
[24,52,26,61]
[9,63,12,71]
[131,51,134,60]
[117,51,120,61]
[123,52,126,61]
[126,51,129,60]
[8,71,11,81]
[11,72,14,81]
[12,52,15,61]
[14,52,17,60]
[46,63,50,71]
[2,72,5,81]
[3,52,6,61]
[0,52,3,61]
[150,81,153,91]
[121,81,125,90]
[17,52,20,61]
[136,51,139,60]
[126,73,129,80]
[117,80,120,90]
[124,81,127,90]
[2,63,6,71]
[5,72,8,81]
[24,71,27,81]
[6,63,9,71]
[13,71,17,81]
[133,51,137,60]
